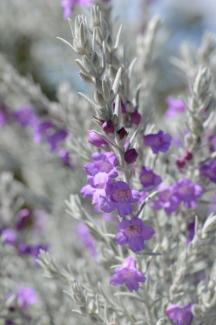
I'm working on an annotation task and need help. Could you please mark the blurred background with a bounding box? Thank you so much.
[1,0,216,100]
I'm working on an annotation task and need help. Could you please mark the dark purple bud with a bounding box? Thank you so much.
[130,111,141,125]
[117,127,128,140]
[124,148,138,164]
[184,151,193,161]
[176,159,185,170]
[102,120,115,134]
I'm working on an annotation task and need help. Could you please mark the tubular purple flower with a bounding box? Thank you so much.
[84,152,118,178]
[200,159,216,183]
[110,256,145,291]
[165,97,185,119]
[165,304,193,325]
[15,287,37,310]
[115,217,155,252]
[174,179,202,209]
[99,181,138,217]
[150,185,180,215]
[144,130,172,154]
[139,166,161,191]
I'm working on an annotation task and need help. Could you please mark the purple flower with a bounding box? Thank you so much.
[16,209,33,230]
[102,120,115,134]
[17,243,48,260]
[15,287,37,310]
[139,166,161,191]
[110,256,145,291]
[32,120,53,143]
[115,217,155,252]
[186,220,195,244]
[81,172,109,208]
[1,228,17,245]
[99,181,138,217]
[165,97,185,119]
[13,107,38,128]
[200,159,216,183]
[84,152,118,178]
[46,129,68,151]
[57,148,72,168]
[150,185,180,215]
[61,0,91,19]
[87,130,107,148]
[165,304,193,325]
[76,223,96,257]
[124,148,138,164]
[174,179,202,209]
[144,130,172,154]
[208,135,216,152]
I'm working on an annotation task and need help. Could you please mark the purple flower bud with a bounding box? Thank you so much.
[87,130,107,147]
[115,217,155,252]
[110,256,145,291]
[144,131,172,154]
[117,127,128,140]
[124,148,138,164]
[186,220,195,244]
[102,120,115,134]
[130,111,141,125]
[165,304,193,325]
[208,135,216,152]
[16,209,33,231]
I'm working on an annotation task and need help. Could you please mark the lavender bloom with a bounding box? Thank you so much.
[200,159,216,183]
[144,131,172,154]
[139,166,161,191]
[150,185,180,215]
[1,228,17,245]
[165,304,193,325]
[87,130,107,148]
[76,223,96,257]
[174,179,202,209]
[115,217,155,252]
[13,107,38,128]
[99,181,138,217]
[15,287,37,310]
[165,97,185,119]
[61,0,91,19]
[84,152,118,178]
[110,257,145,291]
